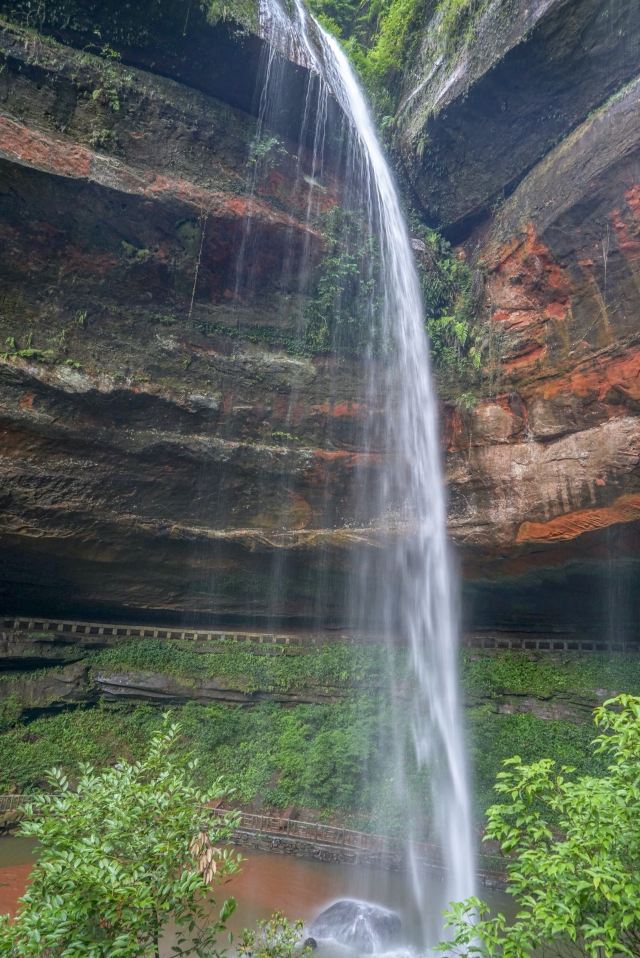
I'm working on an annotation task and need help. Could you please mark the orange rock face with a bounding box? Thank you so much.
[482,224,573,375]
[444,77,640,626]
[516,493,640,544]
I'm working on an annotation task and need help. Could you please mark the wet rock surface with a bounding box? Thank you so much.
[93,669,344,706]
[397,0,640,238]
[444,62,640,635]
[0,3,638,636]
[0,18,362,624]
[310,900,402,953]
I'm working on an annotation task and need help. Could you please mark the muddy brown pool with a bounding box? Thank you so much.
[0,837,511,953]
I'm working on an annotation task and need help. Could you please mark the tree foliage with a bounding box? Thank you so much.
[438,695,640,958]
[0,718,241,958]
[307,0,430,114]
[306,0,375,39]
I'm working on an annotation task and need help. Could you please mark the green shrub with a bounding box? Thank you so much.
[0,695,22,733]
[239,914,312,958]
[92,638,386,693]
[462,651,640,700]
[4,649,640,829]
[440,697,640,958]
[468,709,604,820]
[0,719,240,957]
[309,0,427,113]
[0,705,160,793]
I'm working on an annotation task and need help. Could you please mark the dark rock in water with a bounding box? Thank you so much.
[310,900,401,953]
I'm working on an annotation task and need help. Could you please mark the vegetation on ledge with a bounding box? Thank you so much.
[303,205,485,379]
[415,227,484,381]
[91,638,386,693]
[305,207,381,356]
[201,0,259,32]
[307,0,426,114]
[307,0,488,115]
[2,647,639,829]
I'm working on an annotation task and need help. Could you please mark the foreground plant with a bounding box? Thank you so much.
[238,913,313,958]
[0,717,240,957]
[438,695,640,958]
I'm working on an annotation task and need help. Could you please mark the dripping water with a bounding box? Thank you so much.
[240,0,476,944]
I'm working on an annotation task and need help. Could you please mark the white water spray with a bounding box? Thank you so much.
[256,0,476,943]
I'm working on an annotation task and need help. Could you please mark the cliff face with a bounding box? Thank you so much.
[0,1,639,636]
[0,11,355,623]
[398,0,640,636]
[397,0,640,238]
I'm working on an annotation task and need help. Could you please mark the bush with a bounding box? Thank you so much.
[238,913,312,958]
[201,0,258,32]
[439,696,640,958]
[0,718,241,957]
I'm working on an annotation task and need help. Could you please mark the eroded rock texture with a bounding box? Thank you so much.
[397,0,640,238]
[428,4,640,637]
[0,13,365,623]
[0,1,639,638]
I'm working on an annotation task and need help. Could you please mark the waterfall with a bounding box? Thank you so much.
[250,0,476,944]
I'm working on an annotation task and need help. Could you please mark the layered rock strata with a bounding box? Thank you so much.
[392,0,640,636]
[0,1,639,636]
[0,18,370,622]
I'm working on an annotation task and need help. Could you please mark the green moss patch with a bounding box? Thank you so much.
[0,698,395,825]
[91,639,387,694]
[462,651,640,700]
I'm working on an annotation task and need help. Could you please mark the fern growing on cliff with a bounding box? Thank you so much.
[305,206,381,355]
[201,0,259,32]
[417,228,483,379]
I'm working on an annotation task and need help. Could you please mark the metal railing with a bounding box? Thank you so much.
[1,618,353,647]
[211,808,397,853]
[206,808,505,884]
[3,617,636,653]
[0,795,506,885]
[0,794,27,812]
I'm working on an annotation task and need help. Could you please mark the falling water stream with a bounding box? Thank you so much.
[245,0,476,948]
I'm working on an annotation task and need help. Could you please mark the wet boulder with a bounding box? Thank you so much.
[310,899,401,953]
